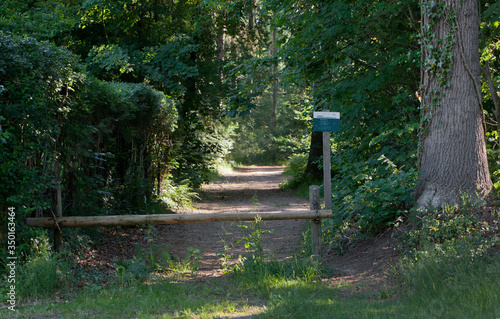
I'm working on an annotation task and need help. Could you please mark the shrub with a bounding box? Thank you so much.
[79,81,178,213]
[329,154,417,234]
[0,32,83,260]
[284,153,308,177]
[0,33,179,269]
[5,234,72,301]
[320,154,417,253]
[393,201,500,318]
[160,179,200,210]
[398,201,499,261]
[174,119,235,188]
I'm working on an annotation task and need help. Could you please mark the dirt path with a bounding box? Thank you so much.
[92,165,396,284]
[159,166,310,275]
[93,166,310,276]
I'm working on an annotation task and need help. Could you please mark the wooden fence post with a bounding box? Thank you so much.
[322,131,332,209]
[309,185,321,259]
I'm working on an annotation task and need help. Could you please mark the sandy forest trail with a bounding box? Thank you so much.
[94,166,311,276]
[157,166,310,275]
[94,165,396,282]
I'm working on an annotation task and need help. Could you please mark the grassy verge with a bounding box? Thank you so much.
[2,204,499,318]
[3,252,498,318]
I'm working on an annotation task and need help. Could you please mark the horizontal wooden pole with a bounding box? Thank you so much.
[26,210,332,229]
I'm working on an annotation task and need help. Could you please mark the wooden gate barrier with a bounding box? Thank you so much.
[26,186,331,257]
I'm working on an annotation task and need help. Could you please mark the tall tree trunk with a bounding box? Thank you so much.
[305,131,323,181]
[216,19,225,107]
[272,19,278,129]
[248,0,254,32]
[414,0,492,208]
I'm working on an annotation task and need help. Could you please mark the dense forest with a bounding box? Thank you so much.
[1,1,500,316]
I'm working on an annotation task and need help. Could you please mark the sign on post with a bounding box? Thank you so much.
[312,112,340,132]
[312,111,340,211]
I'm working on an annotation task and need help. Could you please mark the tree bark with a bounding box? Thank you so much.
[415,0,492,208]
[272,20,278,129]
[305,131,323,181]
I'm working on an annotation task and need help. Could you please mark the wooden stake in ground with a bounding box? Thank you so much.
[323,131,332,209]
[309,185,322,259]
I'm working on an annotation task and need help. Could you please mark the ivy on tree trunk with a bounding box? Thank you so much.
[415,0,492,208]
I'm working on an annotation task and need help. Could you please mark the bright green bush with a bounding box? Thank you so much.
[160,179,200,210]
[317,152,418,254]
[327,154,417,238]
[283,153,308,177]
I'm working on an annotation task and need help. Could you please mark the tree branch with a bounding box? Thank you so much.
[348,55,377,70]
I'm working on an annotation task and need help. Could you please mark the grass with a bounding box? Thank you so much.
[397,254,500,319]
[2,201,499,318]
[2,252,499,318]
[3,279,243,318]
[3,236,499,319]
[5,254,499,318]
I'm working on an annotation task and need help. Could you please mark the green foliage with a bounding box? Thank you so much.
[139,40,200,98]
[398,201,498,261]
[230,217,324,289]
[0,32,82,257]
[224,55,272,116]
[235,216,272,260]
[0,33,182,267]
[0,31,179,216]
[333,156,417,232]
[321,154,417,255]
[169,247,203,275]
[86,44,134,80]
[114,243,204,284]
[230,88,310,165]
[0,0,80,41]
[283,153,308,177]
[160,179,200,211]
[114,238,172,285]
[112,226,204,284]
[173,119,236,188]
[391,201,500,318]
[3,234,72,301]
[80,80,178,212]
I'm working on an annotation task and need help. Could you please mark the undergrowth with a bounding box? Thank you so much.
[160,178,200,211]
[390,196,500,318]
[2,193,499,318]
[230,216,325,291]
